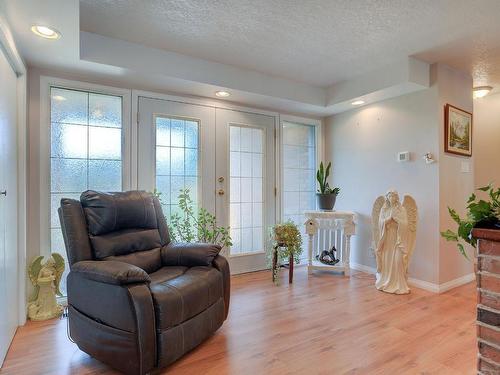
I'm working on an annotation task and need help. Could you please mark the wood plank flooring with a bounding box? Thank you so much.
[1,268,477,375]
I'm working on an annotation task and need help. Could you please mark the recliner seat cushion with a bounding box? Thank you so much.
[150,266,223,330]
[149,266,188,284]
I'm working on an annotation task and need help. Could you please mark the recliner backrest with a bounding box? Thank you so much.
[59,190,170,273]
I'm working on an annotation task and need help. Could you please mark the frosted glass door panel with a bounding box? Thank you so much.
[154,116,200,219]
[229,125,264,255]
[215,108,276,275]
[137,97,216,223]
[49,87,124,295]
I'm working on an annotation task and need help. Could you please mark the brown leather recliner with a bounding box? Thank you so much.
[58,190,230,375]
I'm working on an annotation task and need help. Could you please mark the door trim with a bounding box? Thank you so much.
[0,13,27,327]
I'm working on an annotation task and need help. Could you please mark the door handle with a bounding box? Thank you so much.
[0,190,6,196]
[218,176,225,183]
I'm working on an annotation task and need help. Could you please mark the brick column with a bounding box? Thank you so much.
[473,228,500,374]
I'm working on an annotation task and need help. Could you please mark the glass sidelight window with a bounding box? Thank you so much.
[154,116,200,219]
[50,87,124,294]
[229,125,265,255]
[282,121,317,259]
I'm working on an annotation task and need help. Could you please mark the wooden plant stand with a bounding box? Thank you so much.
[272,243,294,284]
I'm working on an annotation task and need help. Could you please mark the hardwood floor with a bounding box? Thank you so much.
[2,268,476,375]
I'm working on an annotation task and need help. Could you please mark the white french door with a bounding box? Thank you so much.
[215,109,276,274]
[137,97,276,274]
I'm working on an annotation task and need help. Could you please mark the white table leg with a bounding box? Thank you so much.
[344,235,351,276]
[308,233,313,274]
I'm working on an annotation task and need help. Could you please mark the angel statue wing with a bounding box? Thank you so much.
[52,253,66,297]
[402,195,418,274]
[28,255,44,302]
[371,196,385,247]
[371,196,385,273]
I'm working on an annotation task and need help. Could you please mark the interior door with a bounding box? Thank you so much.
[215,109,276,274]
[0,45,19,366]
[137,97,216,215]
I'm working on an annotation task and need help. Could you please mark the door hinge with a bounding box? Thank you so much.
[274,187,277,196]
[136,112,139,125]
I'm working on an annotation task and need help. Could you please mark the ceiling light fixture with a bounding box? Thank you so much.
[31,25,61,39]
[351,100,365,106]
[473,86,493,99]
[215,91,230,98]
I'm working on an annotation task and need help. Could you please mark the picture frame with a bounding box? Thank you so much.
[444,103,472,157]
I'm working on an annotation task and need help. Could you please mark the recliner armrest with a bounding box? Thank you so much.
[161,243,221,267]
[71,260,151,285]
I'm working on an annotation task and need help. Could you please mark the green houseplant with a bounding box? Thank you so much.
[316,161,340,210]
[441,184,500,259]
[156,188,232,248]
[267,221,303,285]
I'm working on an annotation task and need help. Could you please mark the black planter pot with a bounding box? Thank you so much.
[317,193,337,211]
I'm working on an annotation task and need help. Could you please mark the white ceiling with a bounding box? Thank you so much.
[80,0,500,88]
[4,0,500,116]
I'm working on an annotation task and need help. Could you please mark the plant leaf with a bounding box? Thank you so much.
[457,243,470,261]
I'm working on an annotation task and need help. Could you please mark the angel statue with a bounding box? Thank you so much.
[372,190,417,294]
[27,253,65,321]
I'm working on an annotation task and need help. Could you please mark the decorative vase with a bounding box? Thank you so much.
[317,193,336,210]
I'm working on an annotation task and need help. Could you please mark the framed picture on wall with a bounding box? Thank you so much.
[444,104,472,157]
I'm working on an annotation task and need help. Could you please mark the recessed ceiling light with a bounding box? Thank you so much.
[215,91,230,98]
[31,25,61,40]
[351,100,365,106]
[473,86,493,99]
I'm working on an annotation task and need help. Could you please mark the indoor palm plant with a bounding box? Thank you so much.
[316,161,340,210]
[441,184,500,259]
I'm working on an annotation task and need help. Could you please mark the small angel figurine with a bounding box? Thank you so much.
[27,253,65,321]
[372,191,418,294]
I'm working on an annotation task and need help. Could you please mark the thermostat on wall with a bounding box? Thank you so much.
[397,151,410,162]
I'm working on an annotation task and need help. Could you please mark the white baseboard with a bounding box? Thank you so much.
[438,272,476,293]
[350,262,475,294]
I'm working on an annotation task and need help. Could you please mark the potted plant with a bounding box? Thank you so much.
[441,184,500,259]
[316,161,340,210]
[156,188,232,248]
[267,222,303,285]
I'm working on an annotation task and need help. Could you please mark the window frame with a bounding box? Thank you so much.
[39,76,132,258]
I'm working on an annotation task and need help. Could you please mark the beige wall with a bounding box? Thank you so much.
[325,63,474,286]
[473,93,500,188]
[434,64,474,284]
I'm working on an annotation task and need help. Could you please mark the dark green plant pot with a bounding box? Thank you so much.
[317,193,336,211]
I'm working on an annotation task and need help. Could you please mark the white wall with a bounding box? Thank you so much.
[325,87,440,283]
[473,92,500,188]
[325,63,474,286]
